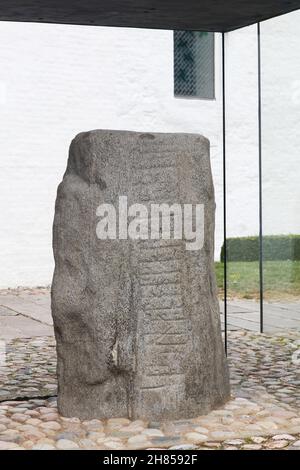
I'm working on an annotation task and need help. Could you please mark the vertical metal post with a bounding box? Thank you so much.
[222,32,228,354]
[257,23,264,333]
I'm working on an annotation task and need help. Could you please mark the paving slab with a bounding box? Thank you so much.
[268,301,300,313]
[220,299,300,332]
[0,306,18,316]
[0,295,52,326]
[263,305,300,321]
[0,315,54,340]
[221,314,277,333]
[220,304,258,315]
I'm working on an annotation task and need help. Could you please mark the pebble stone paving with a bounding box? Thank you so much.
[0,329,299,450]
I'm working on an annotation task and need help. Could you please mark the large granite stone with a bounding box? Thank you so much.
[52,130,230,420]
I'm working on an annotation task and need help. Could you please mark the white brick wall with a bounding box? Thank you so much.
[0,11,299,287]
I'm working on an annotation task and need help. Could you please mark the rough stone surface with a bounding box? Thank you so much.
[51,130,230,420]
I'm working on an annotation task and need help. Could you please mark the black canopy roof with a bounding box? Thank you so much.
[0,1,299,32]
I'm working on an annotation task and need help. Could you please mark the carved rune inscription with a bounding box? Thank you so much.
[131,141,192,414]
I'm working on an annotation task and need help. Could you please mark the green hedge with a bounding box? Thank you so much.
[220,235,300,262]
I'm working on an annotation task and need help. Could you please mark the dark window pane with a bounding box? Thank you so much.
[174,31,215,99]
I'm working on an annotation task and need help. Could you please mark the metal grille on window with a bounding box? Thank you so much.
[174,31,215,99]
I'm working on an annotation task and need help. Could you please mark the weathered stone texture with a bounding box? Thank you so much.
[52,130,230,420]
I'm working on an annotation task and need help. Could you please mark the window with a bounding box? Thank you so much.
[174,31,215,99]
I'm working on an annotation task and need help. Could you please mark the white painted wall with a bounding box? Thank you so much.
[0,11,299,287]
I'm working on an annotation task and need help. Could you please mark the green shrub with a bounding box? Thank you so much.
[220,235,300,262]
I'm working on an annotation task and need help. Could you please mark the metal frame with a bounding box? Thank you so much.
[1,1,300,33]
[222,32,228,354]
[257,23,264,334]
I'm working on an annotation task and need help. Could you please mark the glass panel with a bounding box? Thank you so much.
[224,25,261,333]
[261,11,300,333]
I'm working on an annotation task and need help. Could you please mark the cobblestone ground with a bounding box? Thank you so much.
[0,330,299,450]
[0,337,56,400]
